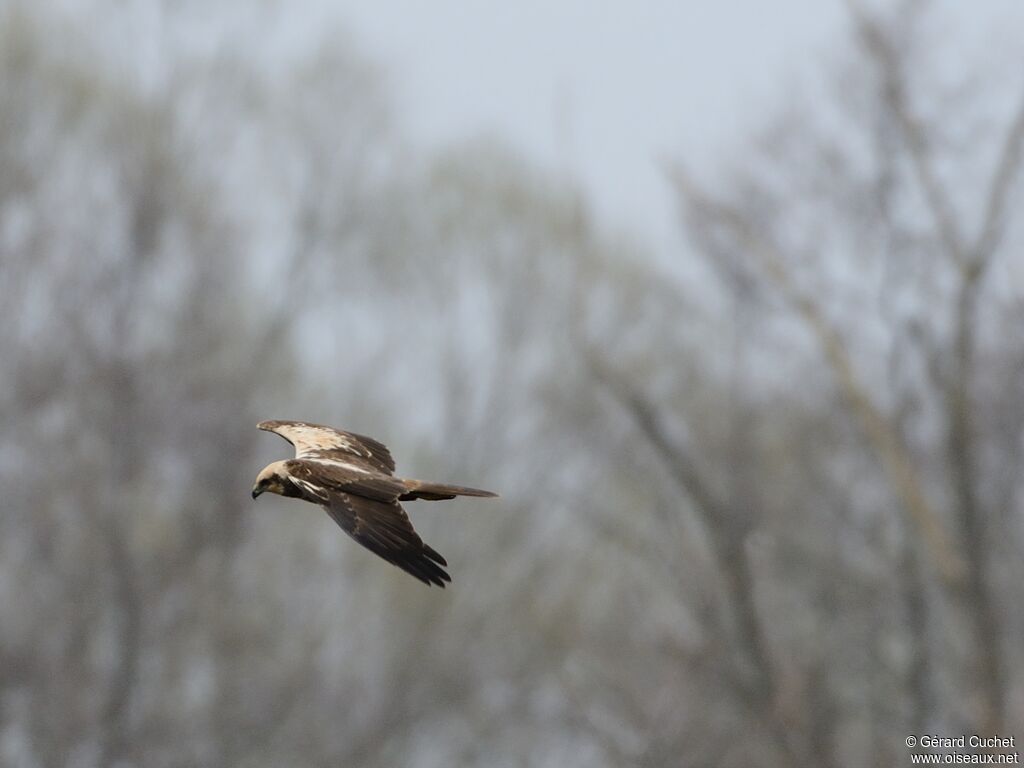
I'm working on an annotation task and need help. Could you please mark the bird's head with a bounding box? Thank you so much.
[251,461,291,499]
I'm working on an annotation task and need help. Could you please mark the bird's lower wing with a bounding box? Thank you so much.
[324,491,451,587]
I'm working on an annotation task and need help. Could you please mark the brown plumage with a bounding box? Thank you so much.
[251,420,497,587]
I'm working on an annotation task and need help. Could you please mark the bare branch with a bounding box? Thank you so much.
[973,86,1024,266]
[585,352,814,764]
[668,163,967,586]
[848,1,968,265]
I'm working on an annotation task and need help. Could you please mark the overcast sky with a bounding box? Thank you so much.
[309,1,1022,256]
[320,1,848,251]
[104,0,1017,255]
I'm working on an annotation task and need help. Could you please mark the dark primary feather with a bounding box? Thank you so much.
[324,492,451,587]
[281,459,451,586]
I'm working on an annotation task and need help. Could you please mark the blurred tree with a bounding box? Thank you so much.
[641,0,1024,761]
[0,6,404,766]
[2,2,1021,767]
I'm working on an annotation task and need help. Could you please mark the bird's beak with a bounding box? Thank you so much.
[251,487,263,499]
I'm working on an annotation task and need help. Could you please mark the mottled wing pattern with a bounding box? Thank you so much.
[258,420,395,474]
[284,459,406,502]
[324,492,451,587]
[257,420,494,587]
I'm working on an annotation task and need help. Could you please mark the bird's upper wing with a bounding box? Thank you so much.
[324,491,451,587]
[258,420,395,474]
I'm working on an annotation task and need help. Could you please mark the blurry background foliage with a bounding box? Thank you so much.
[0,1,1022,766]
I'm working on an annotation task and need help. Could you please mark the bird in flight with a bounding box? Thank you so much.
[251,420,497,587]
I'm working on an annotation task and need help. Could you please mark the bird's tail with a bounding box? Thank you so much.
[399,479,498,502]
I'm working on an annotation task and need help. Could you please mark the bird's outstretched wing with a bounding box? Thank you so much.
[258,420,395,474]
[324,491,451,587]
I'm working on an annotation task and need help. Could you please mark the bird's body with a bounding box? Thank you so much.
[251,420,496,586]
